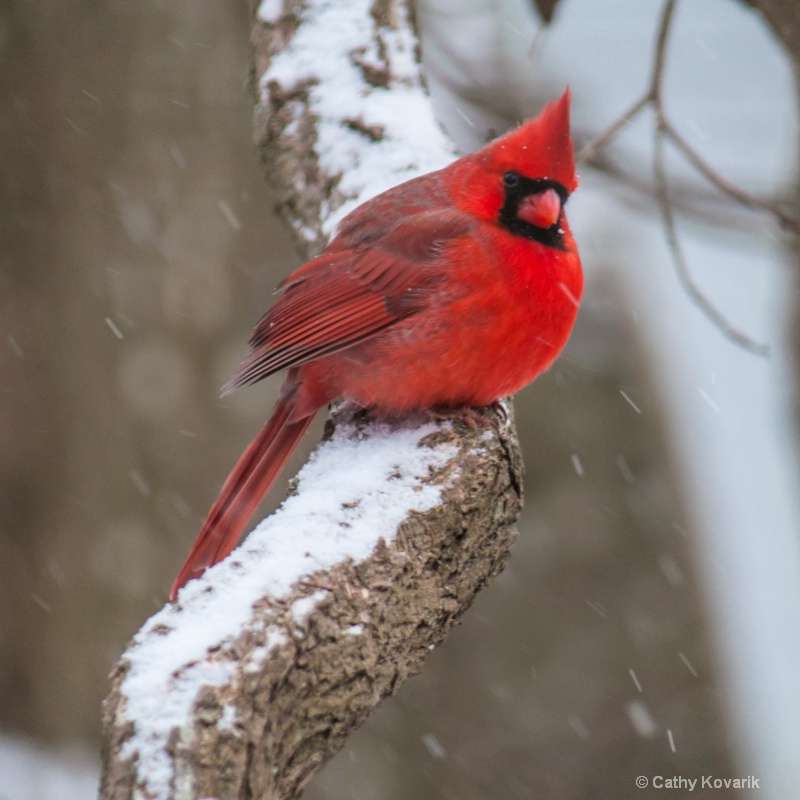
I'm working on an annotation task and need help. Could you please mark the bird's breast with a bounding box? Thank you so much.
[304,236,582,412]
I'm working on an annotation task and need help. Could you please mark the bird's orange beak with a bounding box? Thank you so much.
[518,188,561,228]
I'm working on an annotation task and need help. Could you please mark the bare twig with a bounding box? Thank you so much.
[575,91,650,163]
[576,0,784,356]
[649,0,677,104]
[576,0,675,161]
[653,129,771,356]
[662,120,800,234]
[652,0,769,354]
[575,144,781,234]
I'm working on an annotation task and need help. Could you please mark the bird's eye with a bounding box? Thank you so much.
[503,171,520,188]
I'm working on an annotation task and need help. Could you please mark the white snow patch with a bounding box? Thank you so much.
[626,700,657,739]
[256,0,283,23]
[259,0,455,236]
[217,704,238,732]
[0,733,99,800]
[119,417,457,799]
[291,589,330,625]
[245,629,288,673]
[346,624,365,636]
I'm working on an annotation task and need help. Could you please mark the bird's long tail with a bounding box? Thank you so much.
[170,378,316,600]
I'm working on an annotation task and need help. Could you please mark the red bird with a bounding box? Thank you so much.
[170,89,582,600]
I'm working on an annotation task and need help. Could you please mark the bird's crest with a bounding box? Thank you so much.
[477,88,577,193]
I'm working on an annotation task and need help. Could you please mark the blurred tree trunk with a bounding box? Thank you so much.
[744,0,800,56]
[0,1,295,742]
[739,2,800,430]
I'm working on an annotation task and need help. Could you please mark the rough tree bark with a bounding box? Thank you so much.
[743,0,800,58]
[98,1,523,798]
[741,0,800,433]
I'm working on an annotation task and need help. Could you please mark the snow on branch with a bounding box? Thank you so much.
[99,1,524,798]
[251,0,455,255]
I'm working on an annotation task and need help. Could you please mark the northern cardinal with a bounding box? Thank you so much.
[170,89,582,600]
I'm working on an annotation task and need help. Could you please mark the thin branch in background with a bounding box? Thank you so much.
[575,0,796,357]
[575,92,650,163]
[649,0,677,102]
[652,0,769,356]
[578,146,778,234]
[575,0,676,161]
[663,120,800,233]
[654,129,771,356]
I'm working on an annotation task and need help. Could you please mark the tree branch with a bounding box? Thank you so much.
[653,126,771,356]
[577,0,794,357]
[249,0,454,259]
[98,2,523,798]
[100,405,522,800]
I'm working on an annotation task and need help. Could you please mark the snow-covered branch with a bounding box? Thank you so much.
[250,0,455,256]
[99,2,524,797]
[100,405,522,799]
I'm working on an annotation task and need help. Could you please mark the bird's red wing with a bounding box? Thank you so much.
[225,207,474,391]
